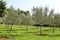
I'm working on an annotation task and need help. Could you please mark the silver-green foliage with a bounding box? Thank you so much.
[4,6,22,25]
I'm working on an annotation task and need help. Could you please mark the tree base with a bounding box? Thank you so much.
[35,34,48,36]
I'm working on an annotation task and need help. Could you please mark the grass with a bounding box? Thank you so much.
[0,24,60,40]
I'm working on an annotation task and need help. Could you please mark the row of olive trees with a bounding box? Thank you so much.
[1,0,60,35]
[0,1,60,27]
[32,7,60,33]
[32,7,60,27]
[2,6,32,32]
[1,5,60,34]
[32,7,54,26]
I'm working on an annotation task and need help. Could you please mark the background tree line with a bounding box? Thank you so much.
[0,0,60,27]
[1,6,60,27]
[32,7,60,27]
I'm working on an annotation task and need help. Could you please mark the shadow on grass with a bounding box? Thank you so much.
[48,34,60,37]
[35,34,60,37]
[24,32,37,33]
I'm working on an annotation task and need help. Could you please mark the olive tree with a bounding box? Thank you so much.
[32,7,43,34]
[54,14,60,30]
[4,6,22,33]
[21,11,32,31]
[49,9,54,32]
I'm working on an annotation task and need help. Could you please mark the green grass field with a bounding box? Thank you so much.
[0,24,60,40]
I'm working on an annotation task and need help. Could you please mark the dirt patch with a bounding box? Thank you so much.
[35,34,48,36]
[0,35,10,40]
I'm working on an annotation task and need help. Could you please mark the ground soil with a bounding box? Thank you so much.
[0,35,10,40]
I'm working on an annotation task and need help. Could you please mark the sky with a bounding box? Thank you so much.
[6,0,60,13]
